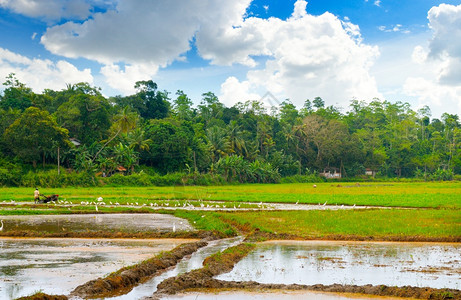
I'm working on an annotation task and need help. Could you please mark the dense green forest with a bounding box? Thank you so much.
[0,73,459,186]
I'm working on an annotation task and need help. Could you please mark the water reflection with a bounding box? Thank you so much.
[216,241,461,289]
[107,237,244,300]
[0,214,193,233]
[0,238,193,299]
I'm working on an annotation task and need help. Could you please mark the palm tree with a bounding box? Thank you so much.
[227,121,246,156]
[125,128,151,152]
[206,126,230,163]
[92,106,138,162]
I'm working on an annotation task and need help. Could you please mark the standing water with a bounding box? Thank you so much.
[0,238,194,299]
[106,237,244,300]
[216,240,461,289]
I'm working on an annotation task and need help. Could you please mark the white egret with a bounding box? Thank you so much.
[95,205,98,212]
[0,220,3,231]
[97,197,103,202]
[173,224,176,232]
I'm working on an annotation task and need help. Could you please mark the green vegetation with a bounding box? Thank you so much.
[2,182,460,208]
[0,74,460,187]
[1,182,459,241]
[212,209,461,240]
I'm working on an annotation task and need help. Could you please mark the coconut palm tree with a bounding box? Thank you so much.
[92,106,138,162]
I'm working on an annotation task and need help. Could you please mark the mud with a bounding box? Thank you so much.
[16,293,68,300]
[0,238,195,299]
[218,240,461,290]
[149,241,460,300]
[0,214,193,233]
[165,282,460,300]
[244,229,461,243]
[70,240,208,299]
[163,289,399,300]
[112,237,244,299]
[153,243,256,296]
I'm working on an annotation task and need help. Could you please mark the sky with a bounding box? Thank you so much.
[0,0,460,118]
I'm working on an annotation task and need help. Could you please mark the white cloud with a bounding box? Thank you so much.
[219,76,261,108]
[411,45,428,64]
[0,0,92,21]
[402,4,461,117]
[100,63,158,95]
[41,0,251,66]
[40,0,254,94]
[0,47,93,92]
[427,3,461,86]
[209,1,381,108]
[378,24,410,33]
[403,77,461,116]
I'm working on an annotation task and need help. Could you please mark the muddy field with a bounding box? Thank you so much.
[0,213,193,233]
[217,240,461,289]
[0,238,196,299]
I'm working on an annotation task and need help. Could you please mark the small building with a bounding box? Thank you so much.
[365,168,377,177]
[319,167,341,179]
[69,138,81,147]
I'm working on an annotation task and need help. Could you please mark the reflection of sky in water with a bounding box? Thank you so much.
[165,290,361,300]
[0,213,193,233]
[216,241,461,289]
[0,238,188,300]
[109,237,244,300]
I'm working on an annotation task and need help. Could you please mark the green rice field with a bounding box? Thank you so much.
[1,181,460,208]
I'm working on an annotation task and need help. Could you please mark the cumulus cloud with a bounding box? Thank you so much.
[219,76,261,108]
[0,0,92,21]
[211,1,381,108]
[404,77,461,116]
[0,47,93,92]
[41,0,251,66]
[404,4,461,116]
[40,0,253,92]
[100,63,159,95]
[426,4,461,86]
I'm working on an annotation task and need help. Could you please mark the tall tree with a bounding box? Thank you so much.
[4,107,70,167]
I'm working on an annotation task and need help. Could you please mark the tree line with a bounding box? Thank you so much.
[0,73,460,186]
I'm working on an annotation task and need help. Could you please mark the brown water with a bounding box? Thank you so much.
[216,240,461,289]
[0,213,193,233]
[0,238,195,299]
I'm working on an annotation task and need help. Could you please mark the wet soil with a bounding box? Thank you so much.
[150,241,460,300]
[70,240,208,299]
[112,237,244,300]
[16,293,68,300]
[153,243,256,296]
[0,214,194,233]
[244,228,461,243]
[0,238,195,299]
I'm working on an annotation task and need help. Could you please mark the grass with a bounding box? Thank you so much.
[211,209,461,240]
[0,182,459,241]
[1,182,460,208]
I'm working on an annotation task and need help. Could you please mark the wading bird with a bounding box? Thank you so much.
[0,220,3,231]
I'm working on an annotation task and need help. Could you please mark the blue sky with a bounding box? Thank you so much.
[0,0,460,118]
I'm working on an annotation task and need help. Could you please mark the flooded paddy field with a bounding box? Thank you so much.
[109,237,243,300]
[0,213,193,233]
[216,240,461,290]
[0,238,196,299]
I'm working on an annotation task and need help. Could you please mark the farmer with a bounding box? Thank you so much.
[34,188,40,203]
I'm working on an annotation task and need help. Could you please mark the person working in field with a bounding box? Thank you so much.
[34,188,40,203]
